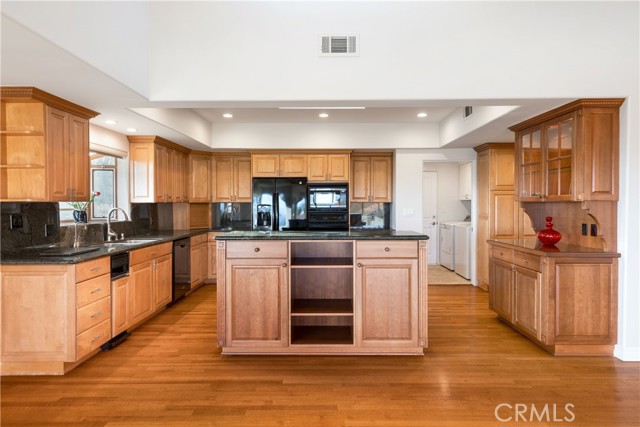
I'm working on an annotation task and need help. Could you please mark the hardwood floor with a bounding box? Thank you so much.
[2,284,638,427]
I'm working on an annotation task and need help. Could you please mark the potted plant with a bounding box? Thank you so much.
[67,191,100,223]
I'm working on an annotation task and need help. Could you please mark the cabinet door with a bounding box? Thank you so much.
[476,217,490,289]
[489,258,514,322]
[154,254,173,309]
[514,266,542,340]
[128,261,155,325]
[252,154,279,177]
[328,154,350,181]
[190,245,202,287]
[154,145,169,202]
[516,126,543,201]
[279,154,307,177]
[491,191,518,239]
[189,155,211,202]
[491,147,515,191]
[129,143,155,203]
[199,244,208,283]
[307,155,328,182]
[207,241,217,280]
[234,156,252,202]
[46,106,70,201]
[544,112,575,201]
[226,258,288,346]
[356,258,418,347]
[370,156,393,202]
[68,114,90,201]
[212,156,234,202]
[350,157,370,202]
[112,276,129,336]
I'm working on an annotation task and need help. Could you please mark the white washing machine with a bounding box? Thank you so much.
[439,223,455,270]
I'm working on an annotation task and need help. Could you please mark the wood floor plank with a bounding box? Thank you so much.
[1,284,638,427]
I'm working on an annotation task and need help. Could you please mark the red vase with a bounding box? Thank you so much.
[537,216,561,246]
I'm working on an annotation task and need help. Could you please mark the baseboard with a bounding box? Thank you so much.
[614,345,640,361]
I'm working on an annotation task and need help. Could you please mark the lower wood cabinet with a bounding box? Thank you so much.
[129,242,173,326]
[488,242,618,356]
[112,276,129,336]
[190,234,208,289]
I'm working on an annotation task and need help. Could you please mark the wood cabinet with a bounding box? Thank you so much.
[207,232,222,281]
[307,154,350,182]
[222,241,289,347]
[510,99,623,202]
[216,238,428,355]
[475,143,536,290]
[252,153,307,177]
[111,276,129,336]
[350,154,393,202]
[188,154,211,202]
[128,136,189,203]
[458,162,472,200]
[190,234,208,289]
[488,241,618,356]
[129,242,173,326]
[212,155,252,202]
[356,241,420,348]
[0,256,111,375]
[0,87,98,202]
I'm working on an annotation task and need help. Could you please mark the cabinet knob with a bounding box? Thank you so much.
[498,251,504,256]
[522,258,528,263]
[282,263,287,268]
[254,247,260,252]
[384,247,390,252]
[357,263,362,267]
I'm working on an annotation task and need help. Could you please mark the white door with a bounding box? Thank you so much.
[422,171,438,264]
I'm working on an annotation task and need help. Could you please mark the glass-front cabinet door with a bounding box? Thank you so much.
[544,112,575,200]
[517,125,543,201]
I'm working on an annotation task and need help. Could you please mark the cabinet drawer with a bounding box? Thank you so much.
[226,241,288,258]
[75,257,110,282]
[76,318,111,360]
[191,233,208,246]
[356,241,417,258]
[492,247,513,263]
[76,274,110,308]
[77,296,111,334]
[513,251,541,272]
[130,242,172,265]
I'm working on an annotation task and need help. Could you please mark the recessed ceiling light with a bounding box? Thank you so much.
[104,119,118,125]
[319,113,329,118]
[417,112,428,118]
[126,128,137,132]
[223,113,233,119]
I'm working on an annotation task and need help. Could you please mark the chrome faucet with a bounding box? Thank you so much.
[106,207,130,241]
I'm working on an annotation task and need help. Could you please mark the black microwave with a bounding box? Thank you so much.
[308,184,348,211]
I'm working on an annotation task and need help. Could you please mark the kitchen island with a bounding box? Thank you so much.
[215,230,429,355]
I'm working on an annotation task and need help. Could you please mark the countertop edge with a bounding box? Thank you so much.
[488,239,621,257]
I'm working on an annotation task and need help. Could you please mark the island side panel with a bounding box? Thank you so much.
[419,240,428,348]
[216,240,226,348]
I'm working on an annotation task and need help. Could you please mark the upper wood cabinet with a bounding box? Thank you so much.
[128,136,189,203]
[252,153,307,177]
[212,155,252,202]
[188,154,212,202]
[510,99,624,202]
[0,87,99,202]
[307,154,350,182]
[350,154,393,202]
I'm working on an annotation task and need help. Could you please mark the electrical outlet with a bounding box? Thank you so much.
[581,223,588,236]
[44,223,56,237]
[590,224,598,236]
[9,214,23,229]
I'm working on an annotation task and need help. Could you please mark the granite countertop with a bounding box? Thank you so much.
[1,229,209,265]
[488,239,620,257]
[215,230,430,241]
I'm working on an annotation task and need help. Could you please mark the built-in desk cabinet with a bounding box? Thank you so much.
[0,87,99,202]
[488,242,618,356]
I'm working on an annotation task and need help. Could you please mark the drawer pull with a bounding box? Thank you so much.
[357,263,363,267]
[90,288,102,294]
[90,312,102,318]
[384,247,390,252]
[151,251,159,255]
[254,247,260,252]
[499,251,504,256]
[90,267,102,272]
[522,258,528,263]
[91,334,104,343]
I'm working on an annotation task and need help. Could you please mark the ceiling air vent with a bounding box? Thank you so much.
[463,106,473,119]
[320,35,359,56]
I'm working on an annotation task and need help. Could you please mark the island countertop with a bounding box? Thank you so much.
[215,229,429,240]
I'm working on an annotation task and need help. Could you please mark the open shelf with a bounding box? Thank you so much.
[291,299,353,316]
[291,257,353,267]
[291,326,353,345]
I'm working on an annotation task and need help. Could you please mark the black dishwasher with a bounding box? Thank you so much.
[172,238,191,303]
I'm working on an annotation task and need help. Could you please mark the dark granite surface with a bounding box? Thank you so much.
[215,230,429,241]
[489,239,620,256]
[1,229,209,265]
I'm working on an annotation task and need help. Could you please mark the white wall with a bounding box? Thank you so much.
[422,162,470,222]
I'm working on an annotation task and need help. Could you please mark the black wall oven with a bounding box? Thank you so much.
[307,184,349,230]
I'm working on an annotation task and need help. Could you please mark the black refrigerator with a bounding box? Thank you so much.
[252,177,308,231]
